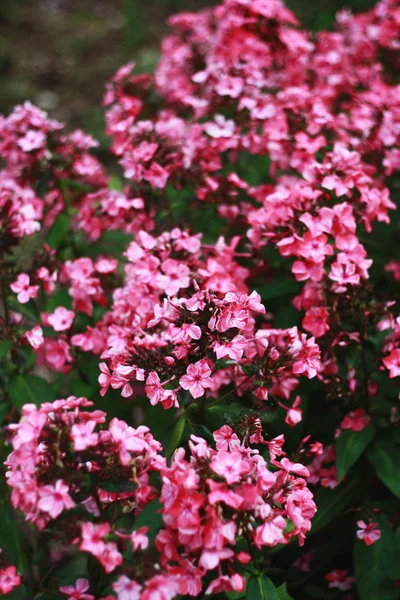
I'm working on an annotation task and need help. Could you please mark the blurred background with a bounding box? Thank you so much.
[0,0,377,141]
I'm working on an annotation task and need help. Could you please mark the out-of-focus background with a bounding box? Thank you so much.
[0,0,376,141]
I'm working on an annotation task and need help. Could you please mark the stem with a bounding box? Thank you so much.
[0,260,10,326]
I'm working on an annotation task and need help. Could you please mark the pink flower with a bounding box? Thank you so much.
[212,335,247,361]
[292,335,321,379]
[325,569,355,591]
[37,479,75,519]
[10,273,39,304]
[340,409,371,432]
[80,522,110,556]
[131,527,149,551]
[98,362,111,396]
[213,425,240,451]
[210,449,251,484]
[47,306,75,331]
[25,325,44,348]
[145,372,165,406]
[70,421,98,451]
[156,258,190,296]
[95,257,118,273]
[112,575,142,600]
[356,520,381,546]
[383,349,400,378]
[60,578,94,600]
[179,359,213,399]
[302,307,330,338]
[0,566,22,595]
[254,515,286,547]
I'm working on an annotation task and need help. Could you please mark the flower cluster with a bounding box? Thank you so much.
[5,397,164,530]
[1,0,400,597]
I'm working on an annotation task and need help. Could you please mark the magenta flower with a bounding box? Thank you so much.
[179,359,213,399]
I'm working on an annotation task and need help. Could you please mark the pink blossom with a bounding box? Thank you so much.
[47,306,75,331]
[70,421,98,451]
[10,273,39,304]
[112,575,142,600]
[0,566,21,595]
[325,569,355,591]
[80,522,110,556]
[179,359,213,399]
[60,578,94,600]
[210,450,251,484]
[131,527,149,551]
[212,335,247,361]
[356,520,381,546]
[37,480,75,519]
[25,325,44,348]
[340,409,371,432]
[383,349,400,378]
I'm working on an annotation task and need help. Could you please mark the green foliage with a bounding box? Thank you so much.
[367,442,400,500]
[246,574,280,600]
[335,423,375,482]
[8,374,57,411]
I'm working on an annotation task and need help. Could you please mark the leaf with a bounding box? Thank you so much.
[258,278,298,301]
[109,175,124,191]
[246,574,280,600]
[98,480,137,493]
[165,413,187,457]
[0,340,12,360]
[7,296,40,321]
[0,403,9,425]
[47,213,71,248]
[133,499,163,546]
[8,374,57,411]
[355,514,399,600]
[310,476,360,534]
[367,442,400,499]
[277,584,294,600]
[0,495,26,571]
[335,423,375,482]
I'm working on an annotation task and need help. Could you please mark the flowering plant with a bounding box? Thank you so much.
[0,0,400,598]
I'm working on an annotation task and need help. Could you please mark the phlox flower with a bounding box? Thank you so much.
[10,273,39,304]
[60,578,94,600]
[179,359,213,398]
[37,480,75,519]
[356,520,381,546]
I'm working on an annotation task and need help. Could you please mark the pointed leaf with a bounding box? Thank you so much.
[355,514,399,600]
[8,374,57,411]
[335,423,375,482]
[310,476,360,534]
[165,413,187,457]
[367,442,400,500]
[246,574,280,600]
[277,583,294,599]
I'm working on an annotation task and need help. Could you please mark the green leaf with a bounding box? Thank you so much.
[0,495,26,571]
[277,584,294,600]
[310,476,360,534]
[165,413,187,457]
[246,574,280,600]
[98,480,137,493]
[109,175,124,191]
[367,442,400,499]
[8,374,57,410]
[47,213,71,248]
[0,340,12,360]
[355,514,399,600]
[133,499,163,546]
[0,403,9,425]
[7,297,40,321]
[257,278,298,301]
[335,423,375,482]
